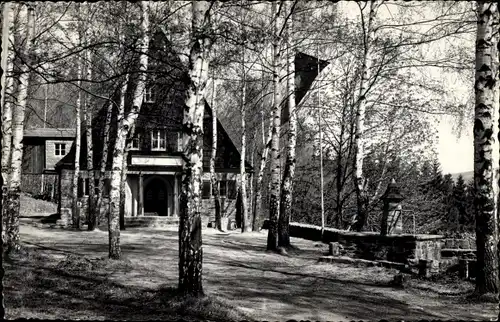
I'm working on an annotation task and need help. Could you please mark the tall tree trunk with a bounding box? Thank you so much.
[108,1,149,260]
[267,0,283,251]
[72,5,84,229]
[352,0,380,232]
[96,99,113,226]
[253,84,273,232]
[209,78,222,231]
[474,0,499,297]
[119,125,135,231]
[5,5,34,253]
[278,4,295,248]
[240,17,250,232]
[249,128,256,223]
[1,2,13,245]
[85,32,96,231]
[178,0,212,296]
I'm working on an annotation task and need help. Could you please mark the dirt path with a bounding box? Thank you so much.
[15,223,497,321]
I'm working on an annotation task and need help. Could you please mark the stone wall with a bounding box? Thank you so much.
[289,222,443,265]
[57,168,74,226]
[442,238,476,250]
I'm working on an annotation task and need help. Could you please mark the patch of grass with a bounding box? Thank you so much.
[4,247,251,321]
[20,193,57,217]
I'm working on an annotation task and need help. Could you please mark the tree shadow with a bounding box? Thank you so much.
[3,249,250,321]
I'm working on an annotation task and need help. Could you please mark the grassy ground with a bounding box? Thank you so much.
[19,193,57,217]
[3,200,498,320]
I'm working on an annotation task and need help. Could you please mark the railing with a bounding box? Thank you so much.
[21,173,59,201]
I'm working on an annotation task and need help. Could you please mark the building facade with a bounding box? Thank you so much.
[21,128,75,199]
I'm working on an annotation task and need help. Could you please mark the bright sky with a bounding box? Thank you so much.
[438,117,473,174]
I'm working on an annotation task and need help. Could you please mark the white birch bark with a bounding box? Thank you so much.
[84,23,96,230]
[473,0,499,296]
[352,0,381,232]
[108,1,149,260]
[278,4,296,247]
[267,0,283,251]
[253,107,273,231]
[1,2,13,244]
[209,78,222,230]
[240,18,249,232]
[178,0,213,296]
[5,5,34,252]
[1,3,14,189]
[96,99,113,226]
[72,7,83,229]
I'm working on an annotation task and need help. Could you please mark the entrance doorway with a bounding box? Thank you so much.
[144,177,168,216]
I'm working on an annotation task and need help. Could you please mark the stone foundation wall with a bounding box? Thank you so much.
[289,222,443,265]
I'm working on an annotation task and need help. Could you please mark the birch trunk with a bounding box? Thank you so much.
[474,0,499,296]
[278,6,295,248]
[240,27,250,232]
[72,64,82,228]
[96,99,113,226]
[1,2,13,244]
[253,90,273,231]
[119,125,135,231]
[178,0,212,296]
[209,78,222,231]
[267,0,282,251]
[85,36,96,230]
[5,5,34,253]
[352,0,380,232]
[108,1,149,260]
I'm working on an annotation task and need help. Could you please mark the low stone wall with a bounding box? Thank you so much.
[442,238,476,250]
[289,222,443,265]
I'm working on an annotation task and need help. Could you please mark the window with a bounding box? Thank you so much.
[202,180,211,199]
[227,180,237,199]
[144,84,155,103]
[130,133,140,150]
[55,143,66,156]
[220,180,227,197]
[177,132,182,151]
[151,129,166,151]
[77,178,90,197]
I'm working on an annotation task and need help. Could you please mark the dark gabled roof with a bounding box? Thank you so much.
[24,128,76,139]
[281,53,330,124]
[56,30,252,173]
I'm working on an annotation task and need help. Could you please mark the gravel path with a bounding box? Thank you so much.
[17,223,497,321]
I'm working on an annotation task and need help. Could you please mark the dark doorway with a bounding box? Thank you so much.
[144,177,168,216]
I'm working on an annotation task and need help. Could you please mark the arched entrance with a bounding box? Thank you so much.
[144,177,168,216]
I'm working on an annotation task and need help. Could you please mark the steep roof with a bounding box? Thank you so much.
[56,30,252,173]
[24,128,76,139]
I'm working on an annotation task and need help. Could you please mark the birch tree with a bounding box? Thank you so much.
[352,0,381,232]
[96,99,113,225]
[1,2,13,245]
[178,0,213,296]
[71,10,82,229]
[1,2,14,207]
[84,12,96,230]
[253,105,272,231]
[240,7,250,232]
[4,4,34,253]
[209,78,223,230]
[278,1,296,248]
[108,1,149,260]
[473,0,499,297]
[267,0,283,251]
